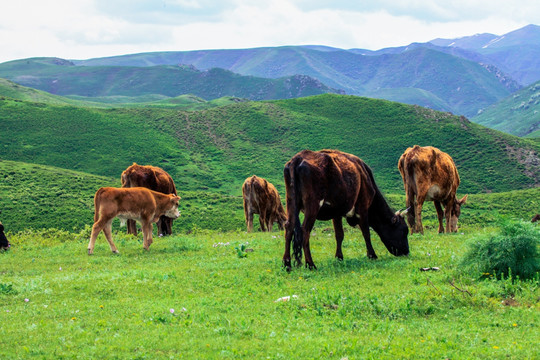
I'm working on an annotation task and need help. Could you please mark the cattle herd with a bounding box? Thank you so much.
[1,146,538,269]
[86,146,466,267]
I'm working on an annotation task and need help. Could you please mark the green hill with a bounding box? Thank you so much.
[0,58,341,101]
[1,94,538,198]
[472,81,540,137]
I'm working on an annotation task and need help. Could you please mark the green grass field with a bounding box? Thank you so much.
[1,224,538,359]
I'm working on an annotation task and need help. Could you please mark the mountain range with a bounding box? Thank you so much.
[0,24,539,136]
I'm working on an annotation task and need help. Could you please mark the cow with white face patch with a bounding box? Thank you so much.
[283,149,409,270]
[88,187,181,255]
[398,145,467,234]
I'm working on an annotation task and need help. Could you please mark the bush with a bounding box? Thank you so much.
[460,220,540,280]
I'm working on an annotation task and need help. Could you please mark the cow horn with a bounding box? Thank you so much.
[395,207,410,216]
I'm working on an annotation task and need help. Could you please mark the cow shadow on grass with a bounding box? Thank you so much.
[300,254,411,277]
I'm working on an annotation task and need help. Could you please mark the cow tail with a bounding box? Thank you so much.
[93,188,104,222]
[404,156,418,226]
[286,161,303,266]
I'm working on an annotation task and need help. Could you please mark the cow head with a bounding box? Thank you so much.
[0,222,10,250]
[448,195,468,232]
[164,195,181,219]
[378,209,409,256]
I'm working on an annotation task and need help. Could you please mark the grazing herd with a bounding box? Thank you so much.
[2,145,537,269]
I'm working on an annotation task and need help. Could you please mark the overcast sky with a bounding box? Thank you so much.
[1,0,538,63]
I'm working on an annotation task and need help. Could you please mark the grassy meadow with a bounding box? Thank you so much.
[1,224,539,359]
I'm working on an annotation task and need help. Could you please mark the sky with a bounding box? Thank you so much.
[1,0,539,63]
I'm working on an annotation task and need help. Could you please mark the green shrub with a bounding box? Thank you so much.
[460,220,540,280]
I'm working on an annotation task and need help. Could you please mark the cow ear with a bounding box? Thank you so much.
[459,194,468,205]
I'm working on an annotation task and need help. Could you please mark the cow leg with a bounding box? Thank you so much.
[283,220,294,270]
[434,201,445,233]
[267,217,273,232]
[444,199,454,233]
[302,213,317,270]
[127,219,137,235]
[357,212,377,259]
[88,220,104,255]
[103,221,119,254]
[246,211,254,233]
[259,214,267,232]
[406,193,416,232]
[141,221,154,250]
[166,218,173,235]
[156,218,163,236]
[414,195,426,234]
[332,217,344,260]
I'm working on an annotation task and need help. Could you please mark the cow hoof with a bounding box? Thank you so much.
[112,250,120,254]
[87,249,93,255]
[368,254,378,260]
[306,263,317,270]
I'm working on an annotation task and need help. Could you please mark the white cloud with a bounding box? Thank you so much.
[0,0,538,62]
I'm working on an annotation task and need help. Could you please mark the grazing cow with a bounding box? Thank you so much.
[88,187,181,255]
[532,214,540,223]
[121,163,178,236]
[283,149,409,270]
[398,145,468,234]
[242,175,286,232]
[0,222,10,250]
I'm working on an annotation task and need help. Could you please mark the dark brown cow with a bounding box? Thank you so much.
[532,214,540,223]
[88,187,181,255]
[242,175,286,232]
[283,149,409,270]
[0,222,10,250]
[398,145,468,234]
[121,163,177,236]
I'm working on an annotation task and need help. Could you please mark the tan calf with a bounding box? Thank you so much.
[398,145,467,234]
[88,187,180,254]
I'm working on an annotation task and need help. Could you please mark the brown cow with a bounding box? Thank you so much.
[532,214,540,223]
[88,187,181,255]
[242,175,286,232]
[121,163,178,236]
[283,149,409,270]
[398,145,468,234]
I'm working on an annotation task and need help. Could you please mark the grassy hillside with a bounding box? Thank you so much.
[472,81,540,137]
[0,58,340,101]
[1,94,539,198]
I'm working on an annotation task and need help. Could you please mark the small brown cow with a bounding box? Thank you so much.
[88,187,181,255]
[398,145,468,234]
[532,214,540,223]
[121,163,178,236]
[242,175,286,232]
